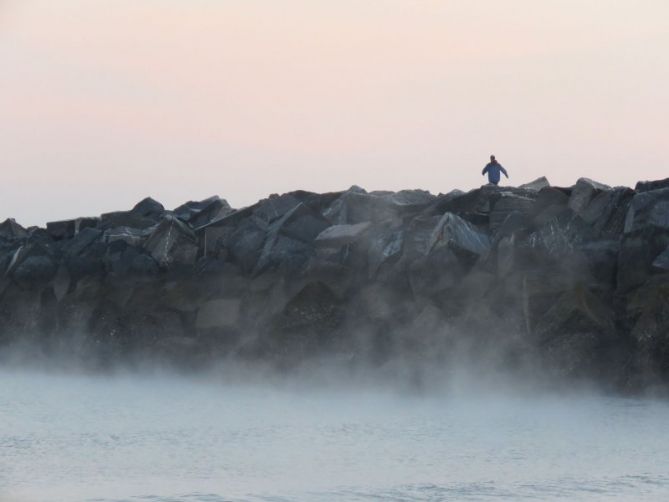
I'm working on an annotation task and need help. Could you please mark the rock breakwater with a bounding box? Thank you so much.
[2,177,669,391]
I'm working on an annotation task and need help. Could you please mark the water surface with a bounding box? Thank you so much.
[2,370,669,501]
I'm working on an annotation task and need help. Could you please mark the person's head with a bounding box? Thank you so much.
[490,155,496,162]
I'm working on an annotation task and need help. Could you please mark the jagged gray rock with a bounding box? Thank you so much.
[144,216,198,268]
[315,222,371,248]
[0,219,27,240]
[520,176,550,191]
[1,179,669,392]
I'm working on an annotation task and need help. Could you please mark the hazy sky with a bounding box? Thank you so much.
[1,0,668,225]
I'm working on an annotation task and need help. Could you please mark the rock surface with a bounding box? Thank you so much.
[1,182,669,392]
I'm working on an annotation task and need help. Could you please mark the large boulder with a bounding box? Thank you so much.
[99,197,165,230]
[617,227,669,293]
[568,178,610,214]
[532,287,617,379]
[60,228,106,281]
[489,193,535,231]
[143,216,199,268]
[405,213,490,300]
[226,217,268,273]
[519,176,550,191]
[624,187,669,234]
[531,187,570,227]
[100,211,159,230]
[367,227,404,278]
[61,227,102,257]
[315,222,371,248]
[627,276,669,382]
[383,189,435,207]
[12,255,58,284]
[5,244,58,284]
[580,187,634,237]
[527,210,591,257]
[274,203,331,243]
[46,219,76,241]
[323,187,426,226]
[132,197,165,219]
[635,178,669,193]
[0,219,28,240]
[105,241,160,277]
[103,226,152,247]
[174,196,233,228]
[253,203,330,275]
[269,281,345,350]
[428,212,490,258]
[74,217,100,233]
[253,192,304,223]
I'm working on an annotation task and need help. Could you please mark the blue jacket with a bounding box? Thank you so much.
[482,162,508,184]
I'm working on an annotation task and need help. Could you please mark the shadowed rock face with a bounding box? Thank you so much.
[1,180,669,392]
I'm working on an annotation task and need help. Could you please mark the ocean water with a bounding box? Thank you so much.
[2,369,669,502]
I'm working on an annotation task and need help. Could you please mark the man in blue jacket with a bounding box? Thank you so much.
[482,155,509,185]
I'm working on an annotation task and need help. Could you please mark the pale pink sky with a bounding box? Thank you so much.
[1,0,668,225]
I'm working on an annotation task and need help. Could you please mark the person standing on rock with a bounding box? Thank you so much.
[482,155,509,186]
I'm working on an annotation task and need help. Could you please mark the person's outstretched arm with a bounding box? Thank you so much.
[482,165,489,176]
[500,165,509,178]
